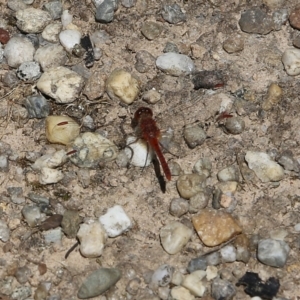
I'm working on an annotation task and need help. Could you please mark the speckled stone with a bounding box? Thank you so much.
[141,21,163,40]
[192,209,242,247]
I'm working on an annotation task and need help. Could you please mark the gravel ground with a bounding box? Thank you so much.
[1,0,300,299]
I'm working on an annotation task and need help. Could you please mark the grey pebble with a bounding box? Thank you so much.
[162,4,186,24]
[28,192,50,205]
[21,204,41,227]
[0,44,4,63]
[217,165,239,182]
[211,278,236,300]
[25,34,40,49]
[220,245,237,263]
[224,117,245,135]
[239,7,274,35]
[189,190,209,213]
[135,50,155,73]
[257,238,290,268]
[0,220,10,242]
[24,94,50,119]
[277,150,300,172]
[206,252,221,266]
[187,256,207,273]
[169,198,189,217]
[121,0,136,7]
[223,34,244,54]
[163,42,179,53]
[3,70,20,87]
[141,21,163,40]
[11,285,32,300]
[183,124,206,149]
[61,210,83,238]
[16,61,41,81]
[46,295,61,300]
[43,227,62,244]
[15,266,32,284]
[43,0,63,20]
[77,268,121,299]
[82,115,95,130]
[7,187,25,204]
[151,264,173,287]
[0,155,9,172]
[193,157,212,178]
[95,0,118,23]
[293,34,300,48]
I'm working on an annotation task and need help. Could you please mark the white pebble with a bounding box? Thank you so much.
[16,61,41,81]
[39,167,64,184]
[0,220,10,242]
[220,244,237,262]
[245,151,284,182]
[160,221,193,254]
[59,29,81,52]
[182,270,206,297]
[37,66,85,103]
[61,10,73,28]
[4,36,35,68]
[282,48,300,75]
[22,205,42,227]
[151,264,174,288]
[156,53,195,76]
[42,23,62,43]
[171,286,195,300]
[124,136,153,168]
[32,150,67,170]
[294,223,300,232]
[77,221,107,257]
[99,205,132,237]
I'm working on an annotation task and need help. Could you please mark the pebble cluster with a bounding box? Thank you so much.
[1,0,300,299]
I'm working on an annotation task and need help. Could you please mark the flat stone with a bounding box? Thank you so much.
[37,66,85,103]
[77,268,121,298]
[245,151,284,182]
[192,209,242,247]
[141,21,163,40]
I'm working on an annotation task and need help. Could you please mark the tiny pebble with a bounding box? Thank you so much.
[135,50,156,73]
[169,198,189,217]
[224,117,245,134]
[0,220,10,242]
[239,7,274,35]
[183,124,206,148]
[206,266,218,281]
[156,53,195,76]
[39,167,64,184]
[151,264,173,287]
[272,8,288,31]
[211,278,236,300]
[42,23,62,43]
[192,209,242,247]
[126,278,141,295]
[269,228,288,241]
[189,191,209,213]
[257,238,290,268]
[220,245,237,262]
[245,151,284,182]
[181,270,206,297]
[141,21,163,40]
[193,157,212,178]
[61,210,82,238]
[170,286,195,300]
[7,186,25,204]
[223,34,244,53]
[163,42,179,53]
[277,150,299,172]
[4,36,35,68]
[171,270,184,285]
[121,0,135,8]
[0,155,9,172]
[21,204,42,227]
[37,66,85,103]
[16,8,52,33]
[61,10,72,27]
[192,70,224,89]
[294,223,300,232]
[217,165,239,182]
[15,266,31,284]
[99,205,132,237]
[282,48,300,76]
[106,69,140,104]
[187,256,207,273]
[160,221,193,254]
[206,252,221,266]
[161,4,186,24]
[11,286,32,300]
[28,192,50,205]
[177,173,206,199]
[142,89,161,104]
[77,268,121,299]
[16,61,41,81]
[262,83,283,111]
[77,221,107,257]
[24,94,50,119]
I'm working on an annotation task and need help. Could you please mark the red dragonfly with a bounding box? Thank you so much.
[131,107,171,181]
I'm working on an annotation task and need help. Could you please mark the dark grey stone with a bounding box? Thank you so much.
[24,94,50,119]
[162,4,186,24]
